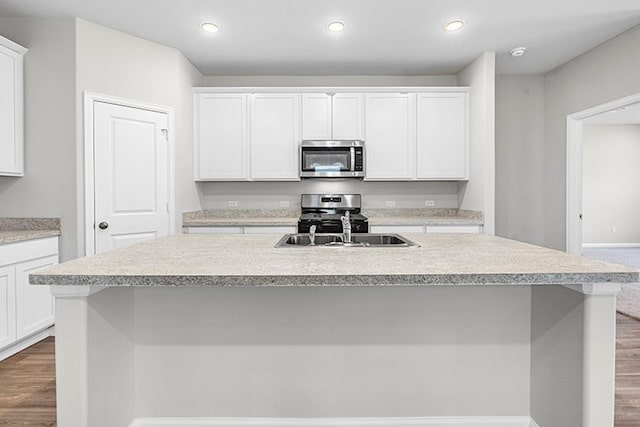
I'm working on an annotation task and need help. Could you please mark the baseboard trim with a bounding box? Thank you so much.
[583,243,640,249]
[130,416,539,427]
[0,326,55,362]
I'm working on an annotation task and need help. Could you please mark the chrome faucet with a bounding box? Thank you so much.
[309,224,316,246]
[341,211,352,243]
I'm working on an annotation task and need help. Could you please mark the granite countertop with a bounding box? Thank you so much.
[183,209,300,227]
[31,233,638,287]
[182,208,483,227]
[0,218,61,245]
[365,209,483,226]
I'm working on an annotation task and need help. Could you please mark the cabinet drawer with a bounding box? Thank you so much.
[426,225,483,233]
[244,226,297,234]
[0,237,59,267]
[184,227,244,234]
[369,225,425,234]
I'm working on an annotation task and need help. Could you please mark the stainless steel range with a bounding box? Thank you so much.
[298,194,368,234]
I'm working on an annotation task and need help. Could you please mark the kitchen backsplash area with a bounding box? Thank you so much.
[197,181,460,210]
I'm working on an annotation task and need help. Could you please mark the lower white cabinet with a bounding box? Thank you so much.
[0,237,58,360]
[370,225,482,234]
[184,226,297,235]
[0,265,17,349]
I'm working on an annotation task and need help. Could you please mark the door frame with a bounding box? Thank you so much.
[83,92,176,257]
[566,92,640,254]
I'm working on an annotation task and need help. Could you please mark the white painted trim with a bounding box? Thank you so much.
[0,326,53,362]
[582,243,640,249]
[0,34,27,54]
[50,285,107,298]
[562,283,622,296]
[130,416,536,427]
[566,92,640,255]
[193,86,470,94]
[83,92,176,256]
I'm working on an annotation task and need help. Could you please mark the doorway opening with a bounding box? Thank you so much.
[566,92,640,254]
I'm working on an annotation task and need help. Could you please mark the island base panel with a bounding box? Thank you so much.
[51,285,617,427]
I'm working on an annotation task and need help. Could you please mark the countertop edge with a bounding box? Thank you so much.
[0,230,62,245]
[30,271,640,287]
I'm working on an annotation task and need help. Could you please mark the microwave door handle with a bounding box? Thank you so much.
[350,147,355,172]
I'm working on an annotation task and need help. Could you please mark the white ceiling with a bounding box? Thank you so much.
[0,0,639,76]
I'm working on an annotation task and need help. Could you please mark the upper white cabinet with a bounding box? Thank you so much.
[301,93,364,140]
[416,92,468,180]
[194,88,468,182]
[0,35,27,177]
[365,93,416,180]
[195,93,248,180]
[250,93,301,180]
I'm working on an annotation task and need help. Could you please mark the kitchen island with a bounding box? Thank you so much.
[31,234,639,427]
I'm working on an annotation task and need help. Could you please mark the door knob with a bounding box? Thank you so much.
[98,221,109,230]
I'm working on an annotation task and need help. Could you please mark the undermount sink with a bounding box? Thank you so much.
[275,233,419,248]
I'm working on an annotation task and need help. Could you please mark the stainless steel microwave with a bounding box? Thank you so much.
[300,140,365,178]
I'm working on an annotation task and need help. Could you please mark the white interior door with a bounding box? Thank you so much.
[93,101,170,254]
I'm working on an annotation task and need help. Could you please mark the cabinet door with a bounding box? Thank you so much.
[195,93,248,180]
[250,93,301,180]
[365,93,416,180]
[301,93,332,140]
[16,255,58,339]
[332,93,364,140]
[0,265,16,349]
[0,41,25,176]
[416,93,468,180]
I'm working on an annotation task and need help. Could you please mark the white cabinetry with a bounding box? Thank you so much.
[416,93,468,180]
[194,88,469,182]
[0,36,27,176]
[184,225,297,234]
[369,225,482,234]
[0,265,16,349]
[0,237,58,361]
[194,93,248,180]
[16,255,57,339]
[365,93,416,180]
[250,93,300,180]
[301,93,364,140]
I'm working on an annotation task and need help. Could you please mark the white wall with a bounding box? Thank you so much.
[582,124,640,245]
[75,18,203,255]
[199,75,457,87]
[495,75,546,246]
[543,24,640,250]
[457,52,496,234]
[197,181,460,210]
[0,18,77,261]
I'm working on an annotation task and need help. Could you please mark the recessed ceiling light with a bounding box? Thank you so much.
[327,21,346,32]
[443,20,465,32]
[201,22,219,33]
[510,47,527,57]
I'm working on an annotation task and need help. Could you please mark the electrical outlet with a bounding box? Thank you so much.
[280,201,290,208]
[385,201,396,207]
[227,200,238,208]
[611,226,617,233]
[424,200,435,207]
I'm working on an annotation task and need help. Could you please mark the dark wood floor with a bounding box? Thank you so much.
[1,316,639,426]
[0,337,56,426]
[615,313,640,426]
